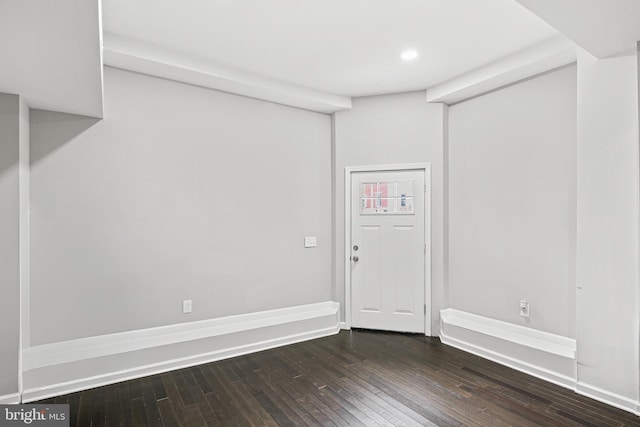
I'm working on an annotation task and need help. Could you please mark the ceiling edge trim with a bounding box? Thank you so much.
[102,36,351,114]
[426,35,577,105]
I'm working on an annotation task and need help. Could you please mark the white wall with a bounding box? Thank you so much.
[333,91,446,333]
[0,0,103,117]
[29,66,332,345]
[575,47,639,404]
[18,95,29,392]
[19,96,30,354]
[448,65,577,338]
[0,93,26,399]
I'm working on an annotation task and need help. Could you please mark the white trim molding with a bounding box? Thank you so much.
[440,309,576,389]
[426,35,577,105]
[576,382,640,417]
[0,393,20,405]
[103,33,351,114]
[344,163,432,336]
[441,309,640,416]
[22,301,339,402]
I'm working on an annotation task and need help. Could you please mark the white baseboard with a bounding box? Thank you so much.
[576,382,640,416]
[440,309,577,389]
[22,301,340,402]
[339,321,347,330]
[440,309,640,416]
[0,392,20,404]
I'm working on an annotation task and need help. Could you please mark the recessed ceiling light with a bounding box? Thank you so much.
[401,50,418,61]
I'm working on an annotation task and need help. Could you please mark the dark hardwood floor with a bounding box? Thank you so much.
[38,330,640,426]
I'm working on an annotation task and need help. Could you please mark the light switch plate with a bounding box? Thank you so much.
[304,236,317,248]
[183,299,192,314]
[519,299,529,318]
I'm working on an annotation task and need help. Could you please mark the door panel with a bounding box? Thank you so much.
[390,225,419,315]
[351,169,426,333]
[360,225,381,312]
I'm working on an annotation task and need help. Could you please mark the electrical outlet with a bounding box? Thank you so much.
[519,300,530,318]
[183,299,192,314]
[304,236,317,248]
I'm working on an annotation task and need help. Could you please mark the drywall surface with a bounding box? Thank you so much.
[575,48,639,402]
[333,92,446,333]
[29,66,332,345]
[515,0,640,59]
[0,0,103,117]
[0,93,21,397]
[19,95,30,358]
[448,65,577,338]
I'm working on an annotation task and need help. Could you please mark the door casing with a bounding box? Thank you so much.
[344,163,432,336]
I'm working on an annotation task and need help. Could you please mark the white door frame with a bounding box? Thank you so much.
[344,163,432,336]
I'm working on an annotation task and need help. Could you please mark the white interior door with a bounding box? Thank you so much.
[350,169,426,333]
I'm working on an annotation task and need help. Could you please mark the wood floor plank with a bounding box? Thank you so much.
[91,387,106,427]
[352,358,488,425]
[104,384,121,427]
[238,364,309,426]
[151,375,168,400]
[303,347,476,426]
[308,383,383,427]
[173,370,205,407]
[183,405,207,427]
[131,397,149,426]
[201,365,250,426]
[116,381,134,427]
[65,392,82,427]
[32,330,640,426]
[161,370,193,426]
[288,377,354,427]
[252,390,299,426]
[75,388,94,427]
[189,366,213,395]
[142,378,163,427]
[209,363,279,426]
[275,348,387,426]
[157,397,179,426]
[277,379,339,426]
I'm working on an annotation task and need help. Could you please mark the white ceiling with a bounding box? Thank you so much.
[3,1,638,117]
[102,0,559,98]
[515,0,640,59]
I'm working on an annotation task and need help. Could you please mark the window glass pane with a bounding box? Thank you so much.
[362,183,375,198]
[396,180,414,197]
[360,180,415,215]
[397,195,414,213]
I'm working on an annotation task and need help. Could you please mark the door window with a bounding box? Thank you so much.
[360,180,414,215]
